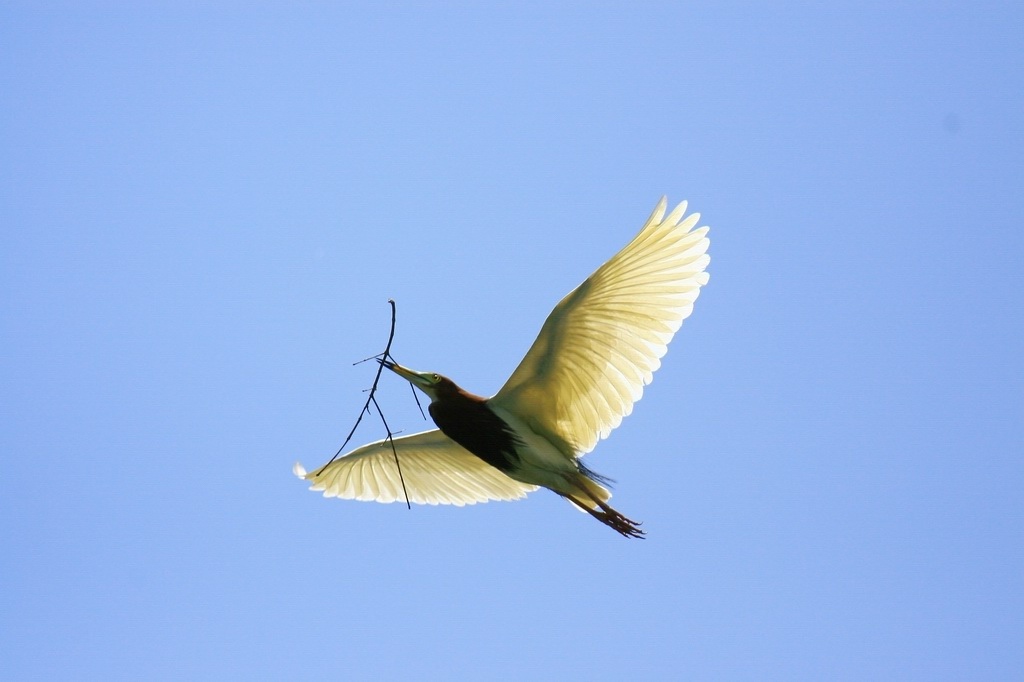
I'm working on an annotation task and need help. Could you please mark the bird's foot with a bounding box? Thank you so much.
[598,509,645,539]
[565,492,646,538]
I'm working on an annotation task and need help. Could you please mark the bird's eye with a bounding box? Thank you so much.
[431,373,440,382]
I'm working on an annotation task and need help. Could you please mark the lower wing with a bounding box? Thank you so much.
[294,429,538,506]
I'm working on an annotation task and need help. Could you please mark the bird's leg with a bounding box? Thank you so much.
[566,493,645,539]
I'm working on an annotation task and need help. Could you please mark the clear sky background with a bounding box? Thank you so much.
[2,3,1021,680]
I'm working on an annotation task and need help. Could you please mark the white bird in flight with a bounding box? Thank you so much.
[295,198,710,537]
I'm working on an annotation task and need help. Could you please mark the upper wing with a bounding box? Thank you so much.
[489,198,710,457]
[294,428,537,506]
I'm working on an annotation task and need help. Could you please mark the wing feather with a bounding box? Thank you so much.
[294,429,537,506]
[490,198,710,457]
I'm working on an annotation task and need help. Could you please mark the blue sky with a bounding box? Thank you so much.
[2,2,1021,679]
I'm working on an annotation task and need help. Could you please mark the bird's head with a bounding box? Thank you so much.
[380,359,457,402]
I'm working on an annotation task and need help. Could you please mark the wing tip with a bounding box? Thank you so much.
[665,198,688,225]
[648,197,711,236]
[292,461,308,479]
[648,196,669,225]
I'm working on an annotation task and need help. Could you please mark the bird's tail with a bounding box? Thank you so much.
[569,474,612,508]
[561,462,612,510]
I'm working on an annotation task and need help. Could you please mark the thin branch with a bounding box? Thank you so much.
[314,299,411,509]
[370,394,411,509]
[409,382,427,420]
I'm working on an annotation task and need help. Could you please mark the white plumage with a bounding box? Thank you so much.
[293,430,536,506]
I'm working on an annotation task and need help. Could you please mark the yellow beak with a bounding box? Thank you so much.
[380,359,433,389]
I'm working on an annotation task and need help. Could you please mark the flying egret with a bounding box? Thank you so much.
[294,197,710,537]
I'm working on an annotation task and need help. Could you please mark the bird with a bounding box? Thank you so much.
[294,197,710,537]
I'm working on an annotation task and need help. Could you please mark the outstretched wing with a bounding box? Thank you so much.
[294,429,537,506]
[489,198,710,457]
